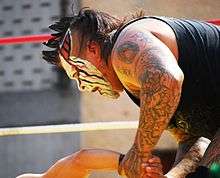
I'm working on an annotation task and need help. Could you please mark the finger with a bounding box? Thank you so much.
[144,162,163,170]
[145,166,163,174]
[149,163,163,170]
[145,172,163,178]
[148,157,161,164]
[142,164,163,175]
[141,163,147,177]
[142,163,151,167]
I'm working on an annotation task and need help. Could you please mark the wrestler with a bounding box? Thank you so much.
[42,8,220,177]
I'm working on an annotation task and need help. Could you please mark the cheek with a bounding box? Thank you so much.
[63,67,74,79]
[62,63,77,79]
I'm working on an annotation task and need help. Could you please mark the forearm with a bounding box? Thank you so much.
[134,78,182,155]
[17,149,122,178]
[42,152,88,178]
[74,149,121,171]
[165,137,211,178]
[43,149,121,178]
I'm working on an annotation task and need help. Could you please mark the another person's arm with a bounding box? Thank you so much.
[17,148,164,178]
[17,149,121,178]
[17,140,210,178]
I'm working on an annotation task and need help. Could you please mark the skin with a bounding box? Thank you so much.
[112,20,183,177]
[65,32,124,93]
[60,18,184,177]
[16,149,164,178]
[16,149,120,178]
[17,137,212,178]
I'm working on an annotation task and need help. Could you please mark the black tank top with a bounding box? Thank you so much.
[112,16,220,139]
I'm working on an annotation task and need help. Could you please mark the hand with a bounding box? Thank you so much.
[142,156,166,178]
[118,146,152,178]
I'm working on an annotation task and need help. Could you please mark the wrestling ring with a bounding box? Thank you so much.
[0,32,141,137]
[0,18,220,178]
[0,19,219,137]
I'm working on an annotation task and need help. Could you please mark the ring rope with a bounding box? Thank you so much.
[0,19,219,137]
[0,34,51,45]
[0,19,219,45]
[0,121,138,137]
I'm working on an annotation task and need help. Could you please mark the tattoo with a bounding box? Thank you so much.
[117,67,132,76]
[135,47,181,152]
[117,41,139,64]
[119,145,150,177]
[131,90,140,98]
[117,31,182,177]
[130,32,152,46]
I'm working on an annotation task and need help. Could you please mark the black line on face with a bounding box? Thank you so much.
[79,78,108,87]
[78,69,105,80]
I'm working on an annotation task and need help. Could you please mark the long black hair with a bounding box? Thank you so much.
[42,8,145,65]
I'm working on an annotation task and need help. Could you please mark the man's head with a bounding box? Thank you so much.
[42,8,124,98]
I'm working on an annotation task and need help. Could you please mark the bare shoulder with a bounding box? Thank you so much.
[111,24,182,87]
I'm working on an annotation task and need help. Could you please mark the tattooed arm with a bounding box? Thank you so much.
[112,29,184,177]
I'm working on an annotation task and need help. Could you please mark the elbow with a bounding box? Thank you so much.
[177,69,184,86]
[173,66,184,86]
[71,149,91,168]
[174,72,184,90]
[168,66,184,92]
[170,73,183,97]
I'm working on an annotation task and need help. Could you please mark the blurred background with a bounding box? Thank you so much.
[0,0,219,177]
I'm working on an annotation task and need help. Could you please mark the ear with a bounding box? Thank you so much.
[87,41,100,56]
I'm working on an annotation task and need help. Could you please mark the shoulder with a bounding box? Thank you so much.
[111,22,170,68]
[111,17,179,61]
[110,25,164,86]
[111,22,183,86]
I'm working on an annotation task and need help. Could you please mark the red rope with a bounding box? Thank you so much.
[0,19,219,46]
[0,34,52,45]
[207,19,220,26]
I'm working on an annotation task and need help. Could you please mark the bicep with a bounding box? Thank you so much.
[133,31,183,88]
[112,29,183,87]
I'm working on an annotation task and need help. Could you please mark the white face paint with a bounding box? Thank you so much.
[60,54,120,99]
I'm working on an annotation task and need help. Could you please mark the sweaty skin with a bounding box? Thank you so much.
[111,18,184,177]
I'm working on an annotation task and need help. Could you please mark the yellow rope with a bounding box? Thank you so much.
[0,121,138,136]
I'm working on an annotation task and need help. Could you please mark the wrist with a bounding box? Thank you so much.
[131,144,152,158]
[118,154,125,176]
